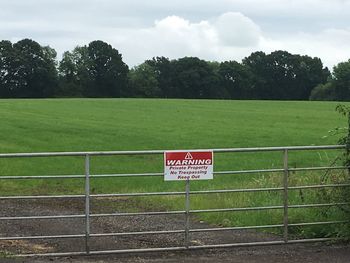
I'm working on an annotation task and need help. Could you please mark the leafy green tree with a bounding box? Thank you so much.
[333,59,350,101]
[243,51,329,100]
[218,61,254,99]
[242,51,269,99]
[58,40,129,97]
[58,46,90,97]
[0,40,15,97]
[13,39,58,97]
[171,57,223,99]
[309,82,336,101]
[86,40,129,97]
[0,39,58,98]
[293,55,330,100]
[208,61,230,99]
[129,62,160,97]
[145,57,173,97]
[145,57,228,99]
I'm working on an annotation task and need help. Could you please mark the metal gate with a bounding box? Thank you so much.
[0,145,349,257]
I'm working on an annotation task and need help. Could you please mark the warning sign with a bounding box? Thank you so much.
[164,151,214,181]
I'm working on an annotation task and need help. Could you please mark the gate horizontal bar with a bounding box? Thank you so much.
[190,205,284,213]
[90,187,285,198]
[288,202,348,209]
[188,238,337,250]
[0,169,282,180]
[191,202,349,214]
[0,175,85,180]
[289,166,347,172]
[214,168,284,175]
[0,214,85,220]
[288,220,349,227]
[288,183,350,190]
[191,220,348,233]
[1,202,347,221]
[90,210,185,217]
[0,230,185,241]
[190,224,284,232]
[2,183,350,200]
[0,194,85,200]
[0,145,344,158]
[16,246,188,257]
[0,234,85,240]
[91,173,164,178]
[0,210,185,221]
[192,187,284,194]
[2,220,346,241]
[90,229,185,237]
[91,191,185,197]
[15,237,340,257]
[2,165,347,181]
[287,237,339,244]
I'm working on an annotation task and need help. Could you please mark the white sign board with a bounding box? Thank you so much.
[164,151,214,181]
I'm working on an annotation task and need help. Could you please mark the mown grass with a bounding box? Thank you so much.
[0,98,348,238]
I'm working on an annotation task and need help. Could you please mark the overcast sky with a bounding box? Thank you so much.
[1,0,350,69]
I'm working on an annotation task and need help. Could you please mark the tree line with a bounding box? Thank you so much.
[0,38,349,100]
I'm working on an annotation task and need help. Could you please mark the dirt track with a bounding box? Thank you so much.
[0,198,349,262]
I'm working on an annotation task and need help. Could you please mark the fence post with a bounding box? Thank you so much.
[283,149,289,243]
[184,179,190,248]
[85,154,91,254]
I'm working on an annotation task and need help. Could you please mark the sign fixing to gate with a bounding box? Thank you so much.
[164,151,214,181]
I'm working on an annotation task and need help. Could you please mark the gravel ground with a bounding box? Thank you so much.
[0,198,349,263]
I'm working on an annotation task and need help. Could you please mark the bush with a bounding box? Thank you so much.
[309,83,336,101]
[323,105,350,239]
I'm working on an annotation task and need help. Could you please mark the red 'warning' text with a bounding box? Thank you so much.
[166,159,212,166]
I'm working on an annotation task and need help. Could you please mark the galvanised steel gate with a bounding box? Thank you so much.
[0,145,349,257]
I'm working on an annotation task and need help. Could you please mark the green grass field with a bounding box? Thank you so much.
[0,98,346,153]
[0,98,348,238]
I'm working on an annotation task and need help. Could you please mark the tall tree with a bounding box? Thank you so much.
[58,40,129,97]
[218,61,254,99]
[0,39,58,98]
[129,62,160,97]
[292,54,330,100]
[333,59,350,101]
[242,51,269,99]
[145,57,173,97]
[58,46,90,97]
[86,40,129,97]
[243,51,329,100]
[171,57,224,99]
[0,40,15,97]
[13,39,58,97]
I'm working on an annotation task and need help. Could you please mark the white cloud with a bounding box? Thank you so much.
[214,12,261,47]
[112,12,350,69]
[0,0,350,68]
[113,12,263,66]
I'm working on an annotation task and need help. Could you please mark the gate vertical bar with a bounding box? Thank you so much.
[85,154,90,254]
[184,179,190,248]
[283,149,289,243]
